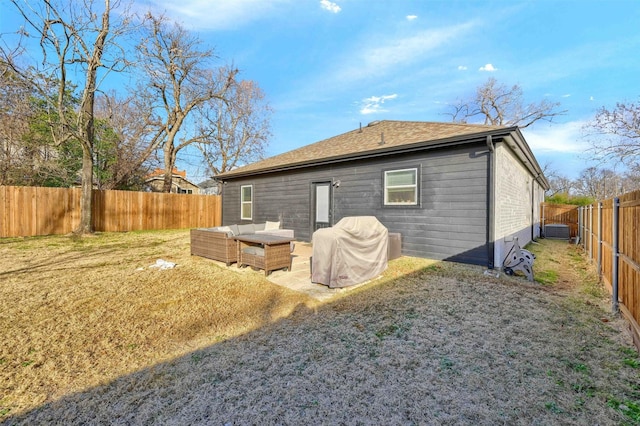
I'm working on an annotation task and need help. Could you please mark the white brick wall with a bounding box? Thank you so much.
[494,143,540,267]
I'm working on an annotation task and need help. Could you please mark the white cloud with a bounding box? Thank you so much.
[336,21,477,84]
[320,0,341,13]
[479,63,497,72]
[360,94,398,115]
[406,15,418,21]
[562,94,571,98]
[457,65,468,70]
[524,121,597,178]
[590,96,594,101]
[143,0,290,30]
[521,121,588,155]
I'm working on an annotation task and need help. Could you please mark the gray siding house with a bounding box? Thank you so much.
[214,120,549,269]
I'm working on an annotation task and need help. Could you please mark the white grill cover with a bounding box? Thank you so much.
[311,216,388,288]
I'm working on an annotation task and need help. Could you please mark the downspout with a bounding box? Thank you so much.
[531,177,535,241]
[486,135,495,269]
[219,180,226,226]
[531,174,540,241]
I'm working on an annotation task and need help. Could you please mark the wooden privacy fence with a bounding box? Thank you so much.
[540,202,579,238]
[574,190,640,349]
[0,186,221,238]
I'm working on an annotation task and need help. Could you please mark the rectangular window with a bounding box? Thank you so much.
[315,184,330,223]
[240,185,253,220]
[384,168,418,205]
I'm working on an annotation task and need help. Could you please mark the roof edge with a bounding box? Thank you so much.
[501,129,550,190]
[216,127,516,180]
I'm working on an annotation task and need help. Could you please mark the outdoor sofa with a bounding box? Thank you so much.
[190,221,293,266]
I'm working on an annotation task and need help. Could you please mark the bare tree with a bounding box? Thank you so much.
[620,165,640,194]
[448,77,566,128]
[542,162,574,197]
[136,14,237,193]
[93,92,159,189]
[584,100,640,168]
[197,79,271,175]
[574,167,624,200]
[3,0,132,233]
[0,60,32,185]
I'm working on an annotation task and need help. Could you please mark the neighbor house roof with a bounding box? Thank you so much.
[215,120,549,189]
[145,168,200,190]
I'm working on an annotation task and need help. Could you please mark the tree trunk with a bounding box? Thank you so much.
[76,98,96,233]
[73,0,109,233]
[162,169,173,193]
[76,147,94,234]
[161,135,176,193]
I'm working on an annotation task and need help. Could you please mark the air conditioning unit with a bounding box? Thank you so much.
[388,233,402,260]
[544,224,570,239]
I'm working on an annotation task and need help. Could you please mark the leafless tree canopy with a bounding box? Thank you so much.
[0,4,271,196]
[92,92,157,189]
[2,0,132,233]
[1,5,272,196]
[197,79,272,176]
[574,167,617,200]
[0,60,32,185]
[584,100,640,168]
[448,77,566,128]
[541,162,575,197]
[544,161,640,202]
[136,14,238,192]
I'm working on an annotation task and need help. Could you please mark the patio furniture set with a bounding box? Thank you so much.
[191,216,397,289]
[190,221,294,276]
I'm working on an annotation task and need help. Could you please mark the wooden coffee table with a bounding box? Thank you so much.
[234,234,294,276]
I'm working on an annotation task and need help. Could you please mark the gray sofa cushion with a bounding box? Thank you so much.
[237,223,255,235]
[254,222,266,231]
[242,246,265,256]
[256,229,294,238]
[228,224,239,236]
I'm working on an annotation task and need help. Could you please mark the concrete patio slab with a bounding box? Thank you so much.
[206,241,375,302]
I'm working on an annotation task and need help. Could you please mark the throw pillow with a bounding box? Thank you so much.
[265,220,281,230]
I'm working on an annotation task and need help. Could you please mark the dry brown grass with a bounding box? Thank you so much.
[0,230,317,421]
[1,232,639,425]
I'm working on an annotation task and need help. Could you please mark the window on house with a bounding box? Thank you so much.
[241,185,253,220]
[384,168,418,205]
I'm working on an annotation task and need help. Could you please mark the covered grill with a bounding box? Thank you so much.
[311,216,388,288]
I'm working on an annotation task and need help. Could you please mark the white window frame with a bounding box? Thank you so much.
[384,168,418,206]
[240,185,253,220]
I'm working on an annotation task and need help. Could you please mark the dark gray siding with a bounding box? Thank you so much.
[221,143,490,265]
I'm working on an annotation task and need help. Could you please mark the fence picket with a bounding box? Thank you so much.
[541,202,579,237]
[549,192,640,350]
[0,186,221,237]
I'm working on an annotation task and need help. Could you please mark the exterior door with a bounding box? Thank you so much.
[313,181,332,231]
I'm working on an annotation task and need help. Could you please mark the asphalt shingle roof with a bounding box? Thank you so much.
[216,120,510,179]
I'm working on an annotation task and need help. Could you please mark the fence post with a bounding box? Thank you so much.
[577,207,581,245]
[597,202,602,278]
[584,206,588,252]
[588,204,593,260]
[612,197,620,314]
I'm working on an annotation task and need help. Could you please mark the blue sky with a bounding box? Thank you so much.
[3,1,640,184]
